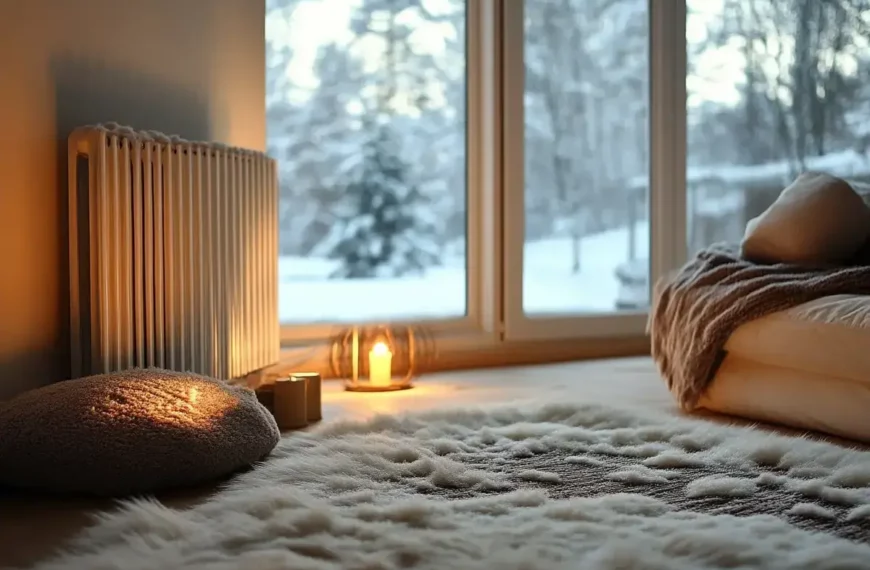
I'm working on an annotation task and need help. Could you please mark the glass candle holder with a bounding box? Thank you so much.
[330,326,434,392]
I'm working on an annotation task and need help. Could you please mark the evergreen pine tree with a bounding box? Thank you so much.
[321,121,440,278]
[314,0,449,279]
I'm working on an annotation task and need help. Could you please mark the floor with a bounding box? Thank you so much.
[0,356,857,569]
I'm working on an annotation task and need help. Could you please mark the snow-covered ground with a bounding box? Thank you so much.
[279,222,649,323]
[522,222,649,315]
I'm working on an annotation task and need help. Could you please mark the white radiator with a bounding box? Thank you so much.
[68,124,279,381]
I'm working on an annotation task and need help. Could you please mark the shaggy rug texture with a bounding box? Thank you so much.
[28,403,870,570]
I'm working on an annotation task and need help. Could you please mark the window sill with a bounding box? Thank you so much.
[239,334,650,389]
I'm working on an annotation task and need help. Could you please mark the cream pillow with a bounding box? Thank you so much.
[741,172,870,265]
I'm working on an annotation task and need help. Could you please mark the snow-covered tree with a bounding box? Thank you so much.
[691,0,870,168]
[283,44,367,255]
[267,38,369,255]
[524,0,647,271]
[317,0,453,277]
[318,122,440,278]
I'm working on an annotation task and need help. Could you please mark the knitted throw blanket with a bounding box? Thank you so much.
[649,243,870,410]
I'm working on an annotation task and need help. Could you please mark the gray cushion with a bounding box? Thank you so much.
[0,369,280,496]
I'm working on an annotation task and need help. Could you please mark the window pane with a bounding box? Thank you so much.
[522,0,650,315]
[266,0,467,324]
[687,0,870,253]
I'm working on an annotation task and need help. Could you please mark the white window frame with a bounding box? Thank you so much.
[649,0,688,293]
[278,0,688,354]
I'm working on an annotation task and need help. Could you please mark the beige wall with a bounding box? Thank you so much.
[0,0,266,399]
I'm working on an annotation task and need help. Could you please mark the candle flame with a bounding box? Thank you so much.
[372,341,389,355]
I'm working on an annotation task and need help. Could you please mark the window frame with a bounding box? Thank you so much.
[275,0,688,366]
[649,0,688,292]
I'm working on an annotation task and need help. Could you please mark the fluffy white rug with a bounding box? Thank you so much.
[31,403,870,570]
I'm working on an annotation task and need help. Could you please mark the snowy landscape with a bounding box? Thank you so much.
[267,0,870,324]
[278,223,649,323]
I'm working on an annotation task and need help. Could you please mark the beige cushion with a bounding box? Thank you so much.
[741,172,870,265]
[700,355,870,443]
[699,294,870,442]
[724,294,870,384]
[0,369,280,496]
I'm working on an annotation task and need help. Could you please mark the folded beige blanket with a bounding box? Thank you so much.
[649,243,870,410]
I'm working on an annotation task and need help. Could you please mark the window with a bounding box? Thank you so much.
[265,0,686,362]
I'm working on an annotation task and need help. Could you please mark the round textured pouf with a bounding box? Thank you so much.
[0,368,280,497]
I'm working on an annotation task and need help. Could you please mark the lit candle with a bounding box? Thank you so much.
[368,341,392,387]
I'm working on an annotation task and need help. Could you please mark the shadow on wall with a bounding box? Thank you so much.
[0,58,215,395]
